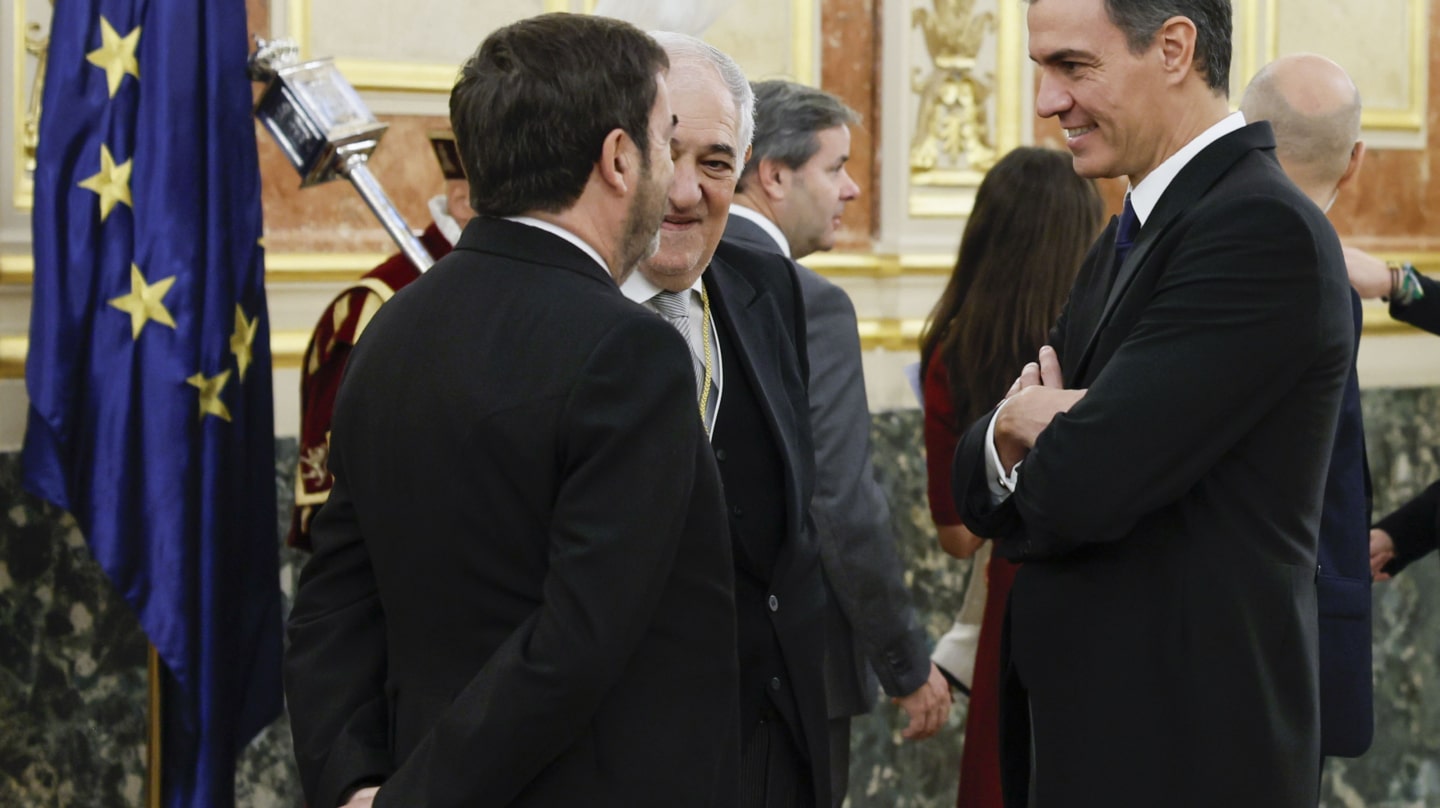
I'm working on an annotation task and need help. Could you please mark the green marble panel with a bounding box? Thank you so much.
[0,388,1436,806]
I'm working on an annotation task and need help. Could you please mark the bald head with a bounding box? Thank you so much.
[1240,54,1363,207]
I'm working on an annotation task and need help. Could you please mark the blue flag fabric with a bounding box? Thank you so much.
[22,1,282,805]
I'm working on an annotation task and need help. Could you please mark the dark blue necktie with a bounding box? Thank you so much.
[1114,194,1139,268]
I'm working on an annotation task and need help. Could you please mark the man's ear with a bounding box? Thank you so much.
[755,156,790,202]
[1337,140,1366,193]
[1157,16,1199,86]
[597,128,635,196]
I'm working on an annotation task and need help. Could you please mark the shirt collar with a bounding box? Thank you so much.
[619,265,705,305]
[501,215,611,278]
[728,203,790,256]
[1129,111,1246,225]
[428,194,462,247]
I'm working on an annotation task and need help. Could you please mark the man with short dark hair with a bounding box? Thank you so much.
[950,0,1353,803]
[725,79,950,807]
[285,15,741,808]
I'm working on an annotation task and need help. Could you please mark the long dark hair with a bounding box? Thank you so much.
[918,147,1104,431]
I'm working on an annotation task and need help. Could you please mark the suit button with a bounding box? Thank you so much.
[768,594,779,612]
[770,677,782,692]
[715,448,728,462]
[732,505,743,518]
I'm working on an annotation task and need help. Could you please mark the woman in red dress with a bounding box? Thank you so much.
[919,147,1102,808]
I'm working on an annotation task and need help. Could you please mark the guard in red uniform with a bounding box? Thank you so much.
[288,130,474,548]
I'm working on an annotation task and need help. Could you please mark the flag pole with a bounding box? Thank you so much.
[147,644,162,808]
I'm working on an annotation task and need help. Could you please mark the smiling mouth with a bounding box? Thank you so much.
[1064,125,1097,139]
[662,217,699,229]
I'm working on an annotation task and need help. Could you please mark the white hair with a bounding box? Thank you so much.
[648,31,755,171]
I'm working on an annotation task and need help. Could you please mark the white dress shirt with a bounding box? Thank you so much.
[501,215,612,280]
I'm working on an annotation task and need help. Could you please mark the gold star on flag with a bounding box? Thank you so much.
[231,305,258,381]
[109,264,177,340]
[86,16,141,98]
[77,144,133,222]
[187,370,233,422]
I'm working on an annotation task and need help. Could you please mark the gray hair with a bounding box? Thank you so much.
[648,31,755,171]
[1026,0,1232,94]
[739,80,859,191]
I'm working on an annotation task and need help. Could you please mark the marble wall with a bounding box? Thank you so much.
[1,391,1438,806]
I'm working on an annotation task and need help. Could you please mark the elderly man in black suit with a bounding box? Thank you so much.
[723,79,951,806]
[949,0,1353,804]
[284,15,741,808]
[619,33,830,808]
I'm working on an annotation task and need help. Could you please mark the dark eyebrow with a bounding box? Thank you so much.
[1032,48,1096,66]
[707,143,737,159]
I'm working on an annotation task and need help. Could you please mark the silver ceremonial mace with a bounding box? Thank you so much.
[247,37,434,272]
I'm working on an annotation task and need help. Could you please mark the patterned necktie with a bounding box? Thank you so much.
[1114,194,1140,268]
[651,290,704,398]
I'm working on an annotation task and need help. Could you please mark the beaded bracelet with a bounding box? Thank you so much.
[1387,261,1426,307]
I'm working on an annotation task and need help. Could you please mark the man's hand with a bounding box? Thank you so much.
[341,787,380,808]
[1343,246,1391,299]
[1369,527,1396,582]
[995,346,1086,471]
[894,663,952,740]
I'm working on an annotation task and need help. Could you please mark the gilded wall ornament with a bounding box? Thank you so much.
[910,0,997,176]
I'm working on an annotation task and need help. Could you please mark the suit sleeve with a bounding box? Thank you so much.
[1378,479,1440,574]
[285,461,394,808]
[371,316,713,807]
[803,277,931,698]
[1390,273,1440,336]
[965,197,1343,559]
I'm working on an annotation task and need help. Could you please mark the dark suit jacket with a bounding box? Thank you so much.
[723,214,931,717]
[1389,272,1440,335]
[285,217,741,808]
[704,239,831,806]
[1316,291,1373,758]
[952,123,1352,806]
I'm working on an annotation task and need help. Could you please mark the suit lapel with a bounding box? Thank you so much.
[704,255,805,544]
[1069,123,1277,378]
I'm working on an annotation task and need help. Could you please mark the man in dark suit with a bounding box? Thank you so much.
[724,79,950,806]
[1240,53,1374,759]
[950,1,1353,804]
[284,16,741,808]
[620,34,830,808]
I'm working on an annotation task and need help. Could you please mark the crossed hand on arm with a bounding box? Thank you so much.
[993,345,1087,473]
[340,787,380,808]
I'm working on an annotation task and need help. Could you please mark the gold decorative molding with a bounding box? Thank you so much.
[11,0,50,211]
[1265,0,1426,131]
[287,1,574,94]
[909,0,997,178]
[907,0,1022,218]
[7,251,1440,285]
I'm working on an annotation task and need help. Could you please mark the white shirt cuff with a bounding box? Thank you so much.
[984,400,1022,504]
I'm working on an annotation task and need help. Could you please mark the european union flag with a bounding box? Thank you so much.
[21,1,283,805]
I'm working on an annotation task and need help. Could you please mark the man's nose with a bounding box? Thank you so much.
[669,160,703,210]
[1034,71,1071,119]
